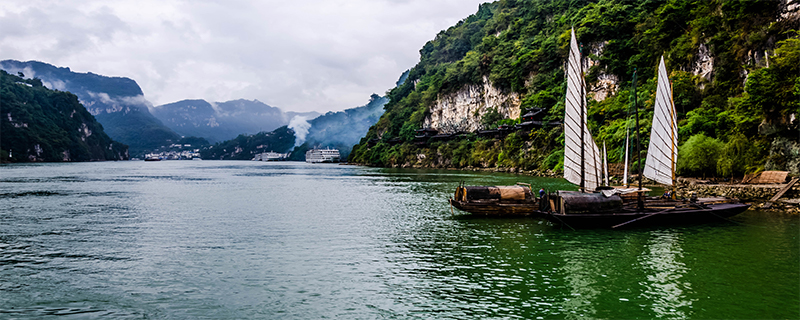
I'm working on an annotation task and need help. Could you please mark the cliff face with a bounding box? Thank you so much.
[423,77,520,133]
[350,0,798,177]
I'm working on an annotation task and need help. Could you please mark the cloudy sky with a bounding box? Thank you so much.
[0,0,489,113]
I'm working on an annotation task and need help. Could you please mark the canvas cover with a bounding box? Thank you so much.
[464,186,531,201]
[743,171,789,184]
[558,191,623,213]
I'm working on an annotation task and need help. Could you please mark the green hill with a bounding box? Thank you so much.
[0,70,128,162]
[199,126,296,160]
[350,0,799,177]
[0,60,181,156]
[289,93,389,160]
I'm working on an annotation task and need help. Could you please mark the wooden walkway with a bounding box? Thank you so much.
[764,177,799,209]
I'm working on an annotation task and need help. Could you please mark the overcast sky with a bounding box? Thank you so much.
[0,0,489,113]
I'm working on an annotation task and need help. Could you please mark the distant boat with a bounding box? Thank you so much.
[144,155,161,161]
[305,148,340,163]
[539,28,749,228]
[252,151,288,161]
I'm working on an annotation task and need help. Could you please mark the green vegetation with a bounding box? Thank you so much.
[1,60,182,157]
[350,0,799,178]
[289,94,388,161]
[199,126,295,160]
[0,70,128,162]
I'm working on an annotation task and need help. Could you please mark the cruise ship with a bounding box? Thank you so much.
[252,151,289,161]
[305,148,340,163]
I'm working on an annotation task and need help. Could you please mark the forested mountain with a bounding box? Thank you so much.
[202,92,390,161]
[289,93,389,160]
[0,70,128,162]
[150,98,319,143]
[350,0,800,177]
[0,60,180,156]
[199,126,295,160]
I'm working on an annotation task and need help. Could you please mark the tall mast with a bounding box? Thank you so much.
[669,81,677,186]
[579,41,585,193]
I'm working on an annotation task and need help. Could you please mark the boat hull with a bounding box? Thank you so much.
[543,202,750,228]
[449,198,541,217]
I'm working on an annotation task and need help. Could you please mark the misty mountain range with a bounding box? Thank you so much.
[150,99,319,143]
[0,60,320,154]
[0,59,394,160]
[0,59,179,155]
[289,93,389,160]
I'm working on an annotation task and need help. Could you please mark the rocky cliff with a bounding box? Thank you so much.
[423,76,520,133]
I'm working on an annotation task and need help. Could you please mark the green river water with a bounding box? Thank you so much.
[0,161,797,319]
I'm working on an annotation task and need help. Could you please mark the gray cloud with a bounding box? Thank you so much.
[0,0,488,113]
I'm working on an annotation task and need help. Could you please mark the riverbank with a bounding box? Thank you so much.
[673,178,800,213]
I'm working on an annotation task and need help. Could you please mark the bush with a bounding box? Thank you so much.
[677,134,724,177]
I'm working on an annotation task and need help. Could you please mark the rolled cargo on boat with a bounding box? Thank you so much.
[558,191,623,213]
[464,186,531,201]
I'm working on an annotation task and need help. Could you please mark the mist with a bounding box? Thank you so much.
[288,115,311,147]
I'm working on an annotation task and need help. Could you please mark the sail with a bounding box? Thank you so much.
[603,141,609,187]
[623,129,630,187]
[563,27,603,191]
[643,56,678,186]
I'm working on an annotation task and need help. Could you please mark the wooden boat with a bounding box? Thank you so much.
[540,29,748,228]
[449,183,542,217]
[544,194,749,228]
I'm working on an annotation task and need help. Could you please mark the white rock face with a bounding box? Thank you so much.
[590,73,619,102]
[693,43,714,82]
[585,41,617,102]
[781,0,799,20]
[423,77,520,134]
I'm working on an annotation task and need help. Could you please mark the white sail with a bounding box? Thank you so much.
[563,27,603,192]
[623,129,630,187]
[643,56,678,186]
[603,141,609,186]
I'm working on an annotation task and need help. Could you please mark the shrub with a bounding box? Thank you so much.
[677,134,724,177]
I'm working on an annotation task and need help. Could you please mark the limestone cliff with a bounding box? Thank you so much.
[423,77,520,133]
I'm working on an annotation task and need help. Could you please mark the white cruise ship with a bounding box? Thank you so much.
[252,151,289,161]
[305,148,340,163]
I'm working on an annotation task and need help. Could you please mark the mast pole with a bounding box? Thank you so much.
[579,41,586,193]
[669,80,677,187]
[633,69,644,211]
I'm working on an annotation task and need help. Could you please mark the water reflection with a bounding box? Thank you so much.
[556,240,601,319]
[638,230,693,318]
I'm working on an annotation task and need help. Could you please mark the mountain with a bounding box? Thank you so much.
[289,93,389,160]
[199,126,295,160]
[150,98,320,143]
[0,70,128,162]
[203,92,390,161]
[349,0,800,176]
[0,60,180,156]
[286,71,407,160]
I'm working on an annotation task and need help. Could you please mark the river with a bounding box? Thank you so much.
[1,161,797,319]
